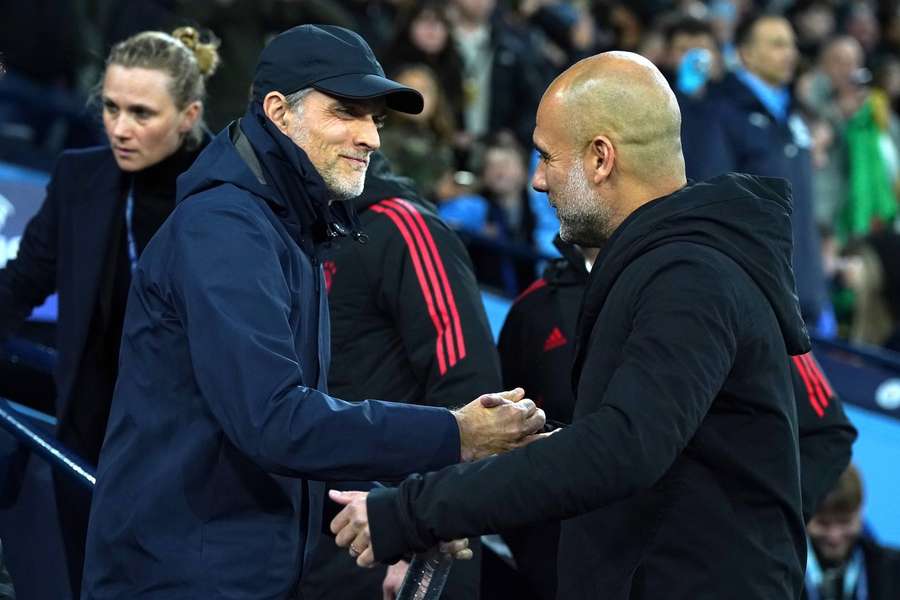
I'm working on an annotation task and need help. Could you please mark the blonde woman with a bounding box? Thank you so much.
[0,26,219,595]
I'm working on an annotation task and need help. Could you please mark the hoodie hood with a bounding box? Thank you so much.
[353,151,430,212]
[176,103,360,252]
[581,172,810,356]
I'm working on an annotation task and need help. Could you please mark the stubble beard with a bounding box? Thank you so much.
[555,163,614,247]
[290,122,367,201]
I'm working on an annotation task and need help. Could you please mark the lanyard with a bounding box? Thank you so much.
[806,538,868,600]
[125,186,139,275]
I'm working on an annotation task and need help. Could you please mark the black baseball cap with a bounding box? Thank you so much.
[252,24,423,114]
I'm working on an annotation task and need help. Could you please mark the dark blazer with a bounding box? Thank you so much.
[0,147,126,457]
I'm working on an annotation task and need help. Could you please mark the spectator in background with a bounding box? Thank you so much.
[715,12,832,331]
[383,0,466,132]
[482,137,535,248]
[448,0,546,157]
[797,35,868,231]
[790,0,837,59]
[659,16,734,181]
[842,232,900,353]
[805,464,900,600]
[516,0,602,71]
[482,137,537,294]
[843,1,880,56]
[708,0,742,71]
[378,64,456,199]
[439,136,536,296]
[300,152,499,600]
[0,27,219,596]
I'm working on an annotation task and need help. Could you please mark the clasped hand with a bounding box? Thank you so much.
[453,387,548,461]
[330,388,546,567]
[328,490,471,568]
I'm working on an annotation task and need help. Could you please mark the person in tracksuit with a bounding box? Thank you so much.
[300,153,500,599]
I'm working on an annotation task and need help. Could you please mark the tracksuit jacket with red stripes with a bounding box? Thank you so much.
[498,236,857,599]
[367,173,847,599]
[324,154,501,411]
[301,154,501,600]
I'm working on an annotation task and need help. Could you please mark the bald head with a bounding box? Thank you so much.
[531,51,687,247]
[540,52,685,185]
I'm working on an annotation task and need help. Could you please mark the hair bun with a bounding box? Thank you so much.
[172,26,221,78]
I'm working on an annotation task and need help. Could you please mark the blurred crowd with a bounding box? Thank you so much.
[2,0,900,353]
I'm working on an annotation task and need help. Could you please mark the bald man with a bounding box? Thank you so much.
[330,52,810,599]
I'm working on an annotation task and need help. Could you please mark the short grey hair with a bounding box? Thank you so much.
[284,87,314,118]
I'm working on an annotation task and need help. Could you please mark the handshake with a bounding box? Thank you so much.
[453,387,547,462]
[329,388,548,578]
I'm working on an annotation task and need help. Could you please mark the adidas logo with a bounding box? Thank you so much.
[543,327,567,352]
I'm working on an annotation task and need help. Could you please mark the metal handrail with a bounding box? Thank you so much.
[0,397,94,489]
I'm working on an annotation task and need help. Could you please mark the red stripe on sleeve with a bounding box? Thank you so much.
[515,278,548,304]
[799,353,830,411]
[389,198,466,361]
[371,204,447,375]
[381,199,460,367]
[803,353,834,402]
[792,355,824,418]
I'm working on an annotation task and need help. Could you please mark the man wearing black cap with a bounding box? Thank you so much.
[80,25,545,598]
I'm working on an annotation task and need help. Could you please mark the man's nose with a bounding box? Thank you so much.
[531,163,547,193]
[355,118,381,151]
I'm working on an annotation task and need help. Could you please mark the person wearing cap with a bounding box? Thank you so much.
[80,25,546,598]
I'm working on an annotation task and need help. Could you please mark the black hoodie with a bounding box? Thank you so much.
[367,173,814,599]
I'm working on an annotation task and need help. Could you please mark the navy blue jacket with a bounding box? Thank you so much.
[713,73,828,322]
[81,122,462,598]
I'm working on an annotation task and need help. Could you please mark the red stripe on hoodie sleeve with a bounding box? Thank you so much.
[371,203,448,375]
[803,353,834,403]
[793,355,824,418]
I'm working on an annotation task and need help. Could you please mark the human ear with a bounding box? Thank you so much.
[179,101,202,134]
[589,135,615,185]
[263,92,291,135]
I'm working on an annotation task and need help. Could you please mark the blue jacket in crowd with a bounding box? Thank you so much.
[713,72,829,323]
[81,106,463,598]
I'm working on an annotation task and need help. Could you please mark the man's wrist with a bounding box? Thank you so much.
[452,410,473,462]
